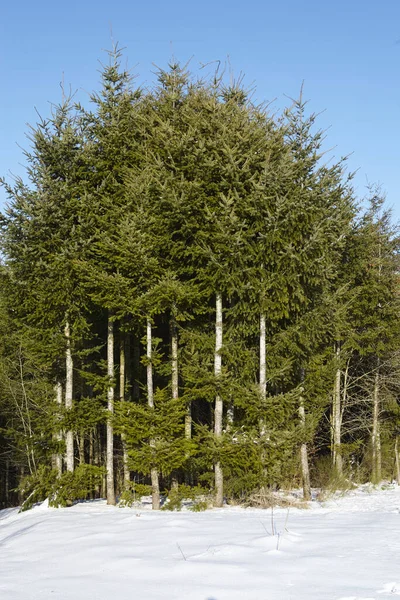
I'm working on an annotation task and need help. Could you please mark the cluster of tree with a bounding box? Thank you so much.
[0,47,399,510]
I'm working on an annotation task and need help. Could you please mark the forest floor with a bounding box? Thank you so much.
[1,483,400,600]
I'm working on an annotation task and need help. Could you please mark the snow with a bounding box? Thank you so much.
[1,485,400,600]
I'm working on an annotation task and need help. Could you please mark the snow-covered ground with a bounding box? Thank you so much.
[1,485,400,600]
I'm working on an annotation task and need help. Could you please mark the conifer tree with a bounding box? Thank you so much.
[76,44,142,504]
[2,48,400,508]
[344,193,400,481]
[1,94,91,480]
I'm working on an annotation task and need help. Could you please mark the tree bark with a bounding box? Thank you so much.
[185,407,192,440]
[372,237,383,484]
[53,381,63,476]
[133,336,141,401]
[332,343,343,477]
[299,372,311,501]
[18,466,25,505]
[171,313,179,402]
[214,293,224,507]
[89,430,93,464]
[259,311,270,477]
[395,437,400,485]
[95,430,102,496]
[106,313,116,505]
[77,433,85,464]
[259,312,266,404]
[172,314,192,437]
[226,402,234,431]
[170,312,181,487]
[65,322,74,473]
[120,331,130,486]
[5,458,9,505]
[147,319,160,510]
[259,311,267,439]
[371,361,382,483]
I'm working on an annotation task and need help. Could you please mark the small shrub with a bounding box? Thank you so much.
[118,482,152,507]
[19,464,106,511]
[245,487,308,509]
[51,464,106,507]
[312,455,356,494]
[162,484,210,511]
[19,465,58,511]
[189,500,208,512]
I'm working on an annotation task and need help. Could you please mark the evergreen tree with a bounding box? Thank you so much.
[1,94,91,479]
[1,48,399,510]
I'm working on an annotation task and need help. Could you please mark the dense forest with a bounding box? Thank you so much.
[0,47,399,510]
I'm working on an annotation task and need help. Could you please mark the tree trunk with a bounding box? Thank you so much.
[170,312,181,487]
[147,319,160,510]
[89,429,94,498]
[95,429,101,497]
[214,293,224,507]
[106,313,116,505]
[120,331,130,486]
[259,312,266,404]
[171,316,191,438]
[259,311,267,438]
[332,343,343,477]
[5,458,9,505]
[133,336,141,401]
[77,433,85,464]
[171,312,179,402]
[259,311,269,477]
[372,239,383,484]
[185,407,192,440]
[18,466,25,505]
[65,322,74,473]
[395,437,400,485]
[53,381,63,476]
[89,429,94,466]
[371,361,382,483]
[226,402,234,431]
[299,373,311,501]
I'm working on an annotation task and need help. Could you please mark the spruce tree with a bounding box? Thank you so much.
[76,44,142,504]
[1,95,91,480]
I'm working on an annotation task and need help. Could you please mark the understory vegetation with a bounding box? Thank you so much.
[0,46,399,510]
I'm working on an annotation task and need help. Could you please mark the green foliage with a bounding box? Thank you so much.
[19,466,59,511]
[1,49,399,509]
[162,484,209,512]
[311,456,357,492]
[61,398,106,433]
[118,482,152,507]
[115,387,197,476]
[51,465,106,508]
[19,464,106,511]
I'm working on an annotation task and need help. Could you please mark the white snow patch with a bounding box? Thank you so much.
[1,485,400,599]
[377,581,400,595]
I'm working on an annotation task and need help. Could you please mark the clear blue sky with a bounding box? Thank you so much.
[1,0,399,222]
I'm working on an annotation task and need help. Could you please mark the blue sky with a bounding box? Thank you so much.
[1,0,399,221]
